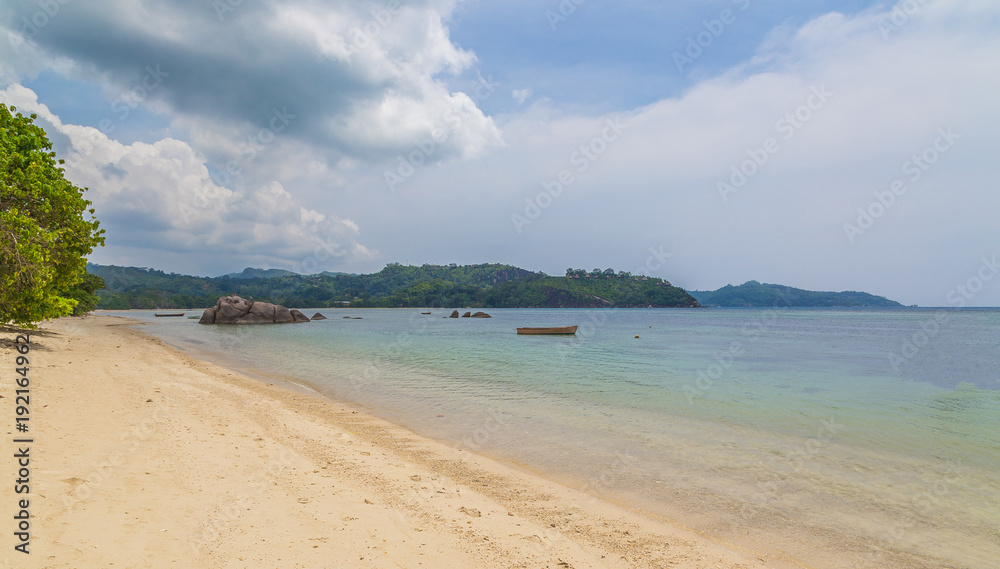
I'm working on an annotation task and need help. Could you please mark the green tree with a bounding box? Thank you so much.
[65,273,106,315]
[1,104,105,326]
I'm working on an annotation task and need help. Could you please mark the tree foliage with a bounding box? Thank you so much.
[1,104,105,326]
[89,263,701,309]
[65,273,107,316]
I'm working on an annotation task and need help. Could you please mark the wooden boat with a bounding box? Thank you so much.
[516,325,578,335]
[421,312,432,315]
[154,313,185,317]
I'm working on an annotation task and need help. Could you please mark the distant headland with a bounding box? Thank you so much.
[689,280,903,308]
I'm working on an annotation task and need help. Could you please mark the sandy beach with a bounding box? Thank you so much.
[1,315,775,568]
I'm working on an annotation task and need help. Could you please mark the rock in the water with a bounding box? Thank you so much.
[248,301,276,321]
[449,310,460,318]
[198,306,217,324]
[216,295,251,322]
[343,316,352,319]
[237,312,272,324]
[470,311,492,318]
[311,312,328,320]
[199,295,309,325]
[273,306,294,324]
[461,311,472,318]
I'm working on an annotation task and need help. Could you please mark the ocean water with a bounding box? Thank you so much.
[117,307,1000,569]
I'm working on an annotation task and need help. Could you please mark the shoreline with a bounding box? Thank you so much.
[6,315,769,568]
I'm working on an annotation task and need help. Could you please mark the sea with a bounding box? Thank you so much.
[111,307,1000,569]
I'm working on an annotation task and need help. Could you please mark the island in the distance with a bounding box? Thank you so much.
[86,263,903,310]
[690,280,903,308]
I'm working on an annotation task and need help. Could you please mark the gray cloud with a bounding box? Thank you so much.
[1,0,501,165]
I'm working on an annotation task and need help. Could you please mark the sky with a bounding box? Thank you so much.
[1,0,998,306]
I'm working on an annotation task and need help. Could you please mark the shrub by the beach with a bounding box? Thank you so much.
[0,104,105,326]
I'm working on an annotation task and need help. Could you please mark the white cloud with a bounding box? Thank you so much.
[0,84,376,273]
[512,88,533,104]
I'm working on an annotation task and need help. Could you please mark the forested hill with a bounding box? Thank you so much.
[88,263,700,309]
[689,281,903,308]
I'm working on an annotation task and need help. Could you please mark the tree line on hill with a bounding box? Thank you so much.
[88,263,701,310]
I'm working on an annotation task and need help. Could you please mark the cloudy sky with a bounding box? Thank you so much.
[2,0,998,306]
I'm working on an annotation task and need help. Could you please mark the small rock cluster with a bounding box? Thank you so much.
[448,310,491,318]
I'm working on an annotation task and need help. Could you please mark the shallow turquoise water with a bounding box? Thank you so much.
[117,307,1000,569]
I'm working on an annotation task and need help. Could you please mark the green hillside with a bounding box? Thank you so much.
[689,281,903,308]
[87,263,700,309]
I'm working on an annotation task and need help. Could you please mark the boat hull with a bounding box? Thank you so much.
[516,326,578,335]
